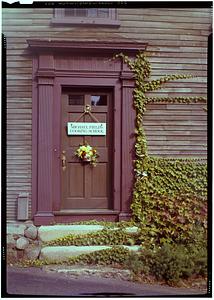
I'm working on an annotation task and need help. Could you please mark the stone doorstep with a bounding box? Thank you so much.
[38,225,139,242]
[43,265,132,281]
[40,245,141,262]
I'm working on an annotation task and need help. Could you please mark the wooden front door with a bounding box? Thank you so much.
[61,88,113,210]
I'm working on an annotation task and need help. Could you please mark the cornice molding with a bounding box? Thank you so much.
[27,39,148,55]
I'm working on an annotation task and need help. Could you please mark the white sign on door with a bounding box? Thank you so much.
[67,122,106,136]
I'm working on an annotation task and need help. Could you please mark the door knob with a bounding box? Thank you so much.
[61,150,66,171]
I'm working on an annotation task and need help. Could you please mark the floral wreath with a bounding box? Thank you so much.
[75,142,99,166]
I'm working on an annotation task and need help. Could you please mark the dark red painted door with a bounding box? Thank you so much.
[61,89,113,209]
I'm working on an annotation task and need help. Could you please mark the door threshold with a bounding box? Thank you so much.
[53,209,120,216]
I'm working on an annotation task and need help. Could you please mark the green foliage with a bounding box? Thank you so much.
[114,51,208,248]
[143,74,195,92]
[147,96,207,104]
[73,220,135,228]
[67,246,131,265]
[50,220,134,228]
[146,242,207,285]
[46,228,139,246]
[132,157,207,246]
[124,237,207,285]
[20,259,51,268]
[123,252,146,275]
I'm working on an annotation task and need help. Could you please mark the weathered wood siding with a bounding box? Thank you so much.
[3,7,211,221]
[143,103,207,157]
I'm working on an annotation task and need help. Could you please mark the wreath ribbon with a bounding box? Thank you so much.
[74,105,100,123]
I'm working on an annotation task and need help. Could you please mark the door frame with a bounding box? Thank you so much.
[29,40,147,225]
[53,78,121,214]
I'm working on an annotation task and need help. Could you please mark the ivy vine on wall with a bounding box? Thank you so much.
[114,52,207,247]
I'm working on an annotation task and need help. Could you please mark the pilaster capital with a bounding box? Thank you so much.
[120,71,135,88]
[37,69,55,85]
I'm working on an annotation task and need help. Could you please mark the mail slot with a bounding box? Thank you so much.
[17,193,29,221]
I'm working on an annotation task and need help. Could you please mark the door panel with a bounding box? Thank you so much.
[68,164,84,197]
[61,89,113,210]
[92,164,107,197]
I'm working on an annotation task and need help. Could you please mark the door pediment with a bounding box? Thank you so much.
[28,39,147,80]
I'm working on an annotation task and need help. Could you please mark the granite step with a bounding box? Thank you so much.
[38,225,138,242]
[40,245,141,262]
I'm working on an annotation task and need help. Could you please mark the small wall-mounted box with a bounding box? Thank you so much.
[17,193,29,221]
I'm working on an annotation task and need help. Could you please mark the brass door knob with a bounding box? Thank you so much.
[61,150,66,171]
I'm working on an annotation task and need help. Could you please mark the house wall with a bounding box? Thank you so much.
[3,7,211,221]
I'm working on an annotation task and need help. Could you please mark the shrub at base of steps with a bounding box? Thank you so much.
[123,243,207,286]
[45,229,140,247]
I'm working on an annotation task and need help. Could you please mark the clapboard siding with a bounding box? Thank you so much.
[144,103,207,158]
[3,7,211,221]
